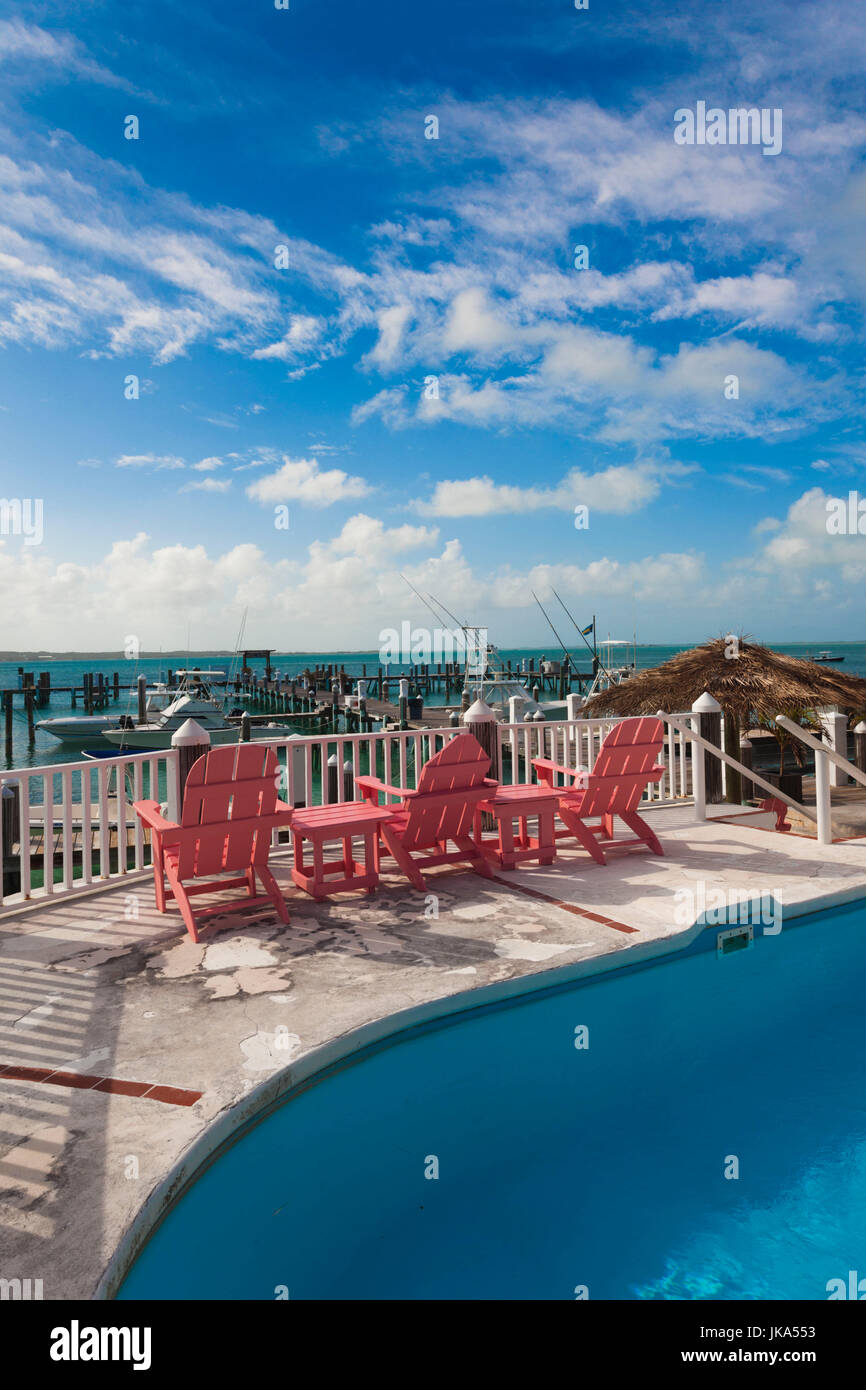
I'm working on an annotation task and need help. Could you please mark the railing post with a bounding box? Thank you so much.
[855,721,866,775]
[692,691,723,803]
[815,746,832,846]
[1,780,21,897]
[171,719,211,814]
[739,733,754,802]
[690,698,708,821]
[566,692,582,721]
[464,699,498,827]
[818,706,849,786]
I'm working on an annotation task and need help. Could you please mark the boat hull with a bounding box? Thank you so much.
[36,717,123,742]
[100,724,297,750]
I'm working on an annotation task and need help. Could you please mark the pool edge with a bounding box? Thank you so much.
[95,880,866,1300]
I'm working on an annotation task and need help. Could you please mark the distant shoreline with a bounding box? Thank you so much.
[0,642,863,661]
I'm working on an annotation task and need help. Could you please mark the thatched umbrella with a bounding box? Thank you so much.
[581,637,866,801]
[582,638,866,721]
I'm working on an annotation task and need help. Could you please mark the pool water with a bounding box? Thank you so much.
[118,900,866,1300]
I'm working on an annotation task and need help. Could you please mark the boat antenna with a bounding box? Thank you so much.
[530,590,578,669]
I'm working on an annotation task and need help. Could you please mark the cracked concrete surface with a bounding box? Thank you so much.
[1,801,865,1299]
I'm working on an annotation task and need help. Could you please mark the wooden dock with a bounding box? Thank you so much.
[2,650,599,757]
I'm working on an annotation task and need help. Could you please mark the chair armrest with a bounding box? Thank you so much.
[355,775,417,803]
[133,799,179,834]
[532,757,587,787]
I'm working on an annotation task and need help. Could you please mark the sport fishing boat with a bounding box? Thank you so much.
[35,683,176,743]
[812,650,844,663]
[575,639,637,702]
[462,640,544,722]
[100,671,298,750]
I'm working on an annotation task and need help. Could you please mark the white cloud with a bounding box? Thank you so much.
[251,315,325,362]
[0,20,130,89]
[418,464,666,517]
[245,455,372,507]
[752,487,866,587]
[321,514,439,557]
[115,453,185,470]
[181,477,232,493]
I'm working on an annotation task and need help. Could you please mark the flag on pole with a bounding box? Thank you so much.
[580,621,594,637]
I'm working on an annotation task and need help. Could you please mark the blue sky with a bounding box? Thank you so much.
[0,0,864,649]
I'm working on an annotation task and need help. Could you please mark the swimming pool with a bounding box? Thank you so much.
[117,898,866,1300]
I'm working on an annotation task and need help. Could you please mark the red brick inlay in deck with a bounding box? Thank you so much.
[0,1064,202,1107]
[491,876,639,933]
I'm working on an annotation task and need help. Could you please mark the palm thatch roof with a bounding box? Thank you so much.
[581,637,866,724]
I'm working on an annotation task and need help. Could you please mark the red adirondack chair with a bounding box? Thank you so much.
[356,733,498,890]
[134,744,294,941]
[533,717,666,865]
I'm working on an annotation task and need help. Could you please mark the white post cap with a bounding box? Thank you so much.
[463,698,496,724]
[399,678,409,697]
[171,718,212,747]
[692,691,722,713]
[855,721,866,734]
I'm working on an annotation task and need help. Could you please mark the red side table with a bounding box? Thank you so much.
[473,785,559,870]
[291,803,393,899]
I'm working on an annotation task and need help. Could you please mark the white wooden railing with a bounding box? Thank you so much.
[495,716,693,802]
[0,714,694,912]
[0,750,177,910]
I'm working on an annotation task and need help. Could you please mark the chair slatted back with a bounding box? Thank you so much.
[578,717,665,817]
[177,744,280,878]
[401,734,492,850]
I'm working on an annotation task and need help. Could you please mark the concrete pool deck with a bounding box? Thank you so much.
[1,801,865,1300]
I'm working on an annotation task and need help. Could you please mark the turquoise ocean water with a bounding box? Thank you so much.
[1,642,863,771]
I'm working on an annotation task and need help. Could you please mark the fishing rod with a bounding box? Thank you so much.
[551,588,613,681]
[400,574,454,633]
[530,590,579,670]
[426,591,481,652]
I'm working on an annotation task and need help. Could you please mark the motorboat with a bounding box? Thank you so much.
[574,639,637,703]
[100,671,298,750]
[35,683,176,743]
[462,643,544,722]
[812,651,844,663]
